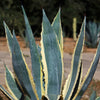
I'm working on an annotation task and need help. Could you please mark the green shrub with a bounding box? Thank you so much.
[0,6,100,100]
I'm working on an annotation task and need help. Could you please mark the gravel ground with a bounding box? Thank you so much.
[63,52,100,81]
[0,50,100,86]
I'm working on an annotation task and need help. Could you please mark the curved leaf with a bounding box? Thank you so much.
[74,41,100,100]
[70,62,83,99]
[5,64,22,100]
[63,62,83,99]
[63,17,86,100]
[0,85,14,100]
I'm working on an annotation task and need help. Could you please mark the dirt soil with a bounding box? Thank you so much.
[0,37,100,100]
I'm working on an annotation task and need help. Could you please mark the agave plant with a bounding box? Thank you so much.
[90,90,100,100]
[85,21,100,48]
[0,6,100,100]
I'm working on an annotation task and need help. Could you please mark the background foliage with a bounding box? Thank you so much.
[0,0,100,37]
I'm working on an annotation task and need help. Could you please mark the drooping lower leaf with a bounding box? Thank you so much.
[0,85,14,100]
[5,64,22,100]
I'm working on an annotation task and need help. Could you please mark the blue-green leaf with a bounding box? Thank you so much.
[3,22,13,53]
[52,9,64,90]
[37,45,45,92]
[12,31,38,100]
[52,8,63,51]
[22,6,42,98]
[86,21,98,48]
[0,85,15,100]
[5,64,22,100]
[74,40,100,100]
[70,62,83,99]
[96,97,100,100]
[41,10,62,99]
[63,17,86,100]
[90,91,96,100]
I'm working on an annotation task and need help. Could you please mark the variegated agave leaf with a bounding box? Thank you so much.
[52,8,63,53]
[22,6,42,99]
[41,10,62,99]
[73,40,100,100]
[3,21,13,54]
[5,64,22,100]
[0,64,31,100]
[52,9,64,92]
[12,31,39,100]
[3,24,39,99]
[0,85,15,100]
[62,17,86,100]
[70,61,83,99]
[96,97,100,100]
